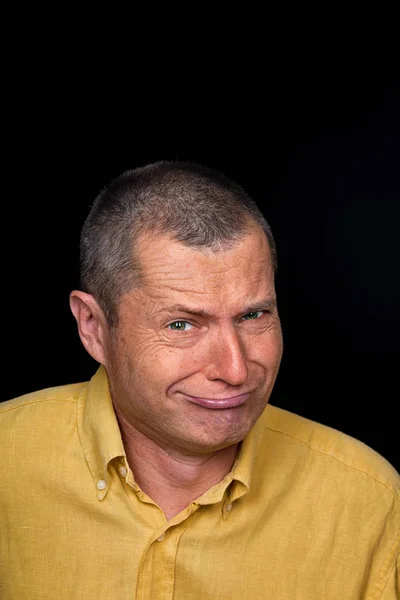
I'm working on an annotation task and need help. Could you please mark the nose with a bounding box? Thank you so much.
[204,324,248,387]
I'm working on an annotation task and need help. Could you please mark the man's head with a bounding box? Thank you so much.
[70,161,283,454]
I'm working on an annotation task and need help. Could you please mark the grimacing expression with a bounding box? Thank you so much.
[103,226,283,455]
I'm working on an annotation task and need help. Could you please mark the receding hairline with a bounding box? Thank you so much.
[134,215,270,253]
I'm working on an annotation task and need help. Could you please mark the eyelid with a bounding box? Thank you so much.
[167,319,193,325]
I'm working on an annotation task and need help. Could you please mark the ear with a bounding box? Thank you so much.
[69,291,110,365]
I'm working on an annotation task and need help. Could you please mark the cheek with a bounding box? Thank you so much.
[114,326,167,367]
[250,329,283,366]
[130,345,196,386]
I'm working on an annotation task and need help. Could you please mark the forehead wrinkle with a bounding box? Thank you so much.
[142,269,274,305]
[142,263,239,284]
[145,282,214,298]
[127,284,212,317]
[143,262,271,289]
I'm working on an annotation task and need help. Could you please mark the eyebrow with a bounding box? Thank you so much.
[158,298,277,319]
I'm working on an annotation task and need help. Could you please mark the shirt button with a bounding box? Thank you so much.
[97,479,107,490]
[156,533,165,542]
[225,502,233,511]
[119,466,128,478]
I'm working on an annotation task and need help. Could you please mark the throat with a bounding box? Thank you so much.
[124,433,238,518]
[133,446,238,520]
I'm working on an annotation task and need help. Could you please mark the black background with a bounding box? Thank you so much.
[3,45,399,472]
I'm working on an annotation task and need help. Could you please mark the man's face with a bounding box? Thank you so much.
[104,226,283,455]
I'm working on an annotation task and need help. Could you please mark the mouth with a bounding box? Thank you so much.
[183,393,250,410]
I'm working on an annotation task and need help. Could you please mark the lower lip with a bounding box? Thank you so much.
[184,393,249,409]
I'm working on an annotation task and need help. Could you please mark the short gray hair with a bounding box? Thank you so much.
[80,161,277,327]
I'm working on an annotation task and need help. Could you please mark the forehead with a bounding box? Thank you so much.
[132,228,275,313]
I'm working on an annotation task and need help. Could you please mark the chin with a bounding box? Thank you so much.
[184,423,253,454]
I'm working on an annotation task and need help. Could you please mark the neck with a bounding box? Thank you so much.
[115,408,238,520]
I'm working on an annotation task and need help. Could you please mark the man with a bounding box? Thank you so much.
[1,161,399,599]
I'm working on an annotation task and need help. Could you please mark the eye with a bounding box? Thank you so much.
[241,311,264,321]
[167,321,193,331]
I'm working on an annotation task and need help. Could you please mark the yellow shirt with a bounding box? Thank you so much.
[1,366,399,599]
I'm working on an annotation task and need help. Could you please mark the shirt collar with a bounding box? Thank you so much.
[77,365,126,499]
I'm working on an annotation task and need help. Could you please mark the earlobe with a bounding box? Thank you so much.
[69,291,108,365]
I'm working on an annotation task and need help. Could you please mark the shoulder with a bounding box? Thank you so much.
[1,382,86,415]
[262,404,400,497]
[257,406,399,597]
[0,382,90,505]
[0,382,87,444]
